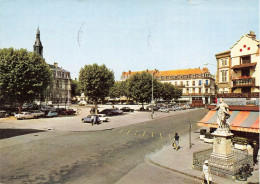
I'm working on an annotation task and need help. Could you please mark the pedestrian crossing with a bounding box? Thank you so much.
[113,128,175,140]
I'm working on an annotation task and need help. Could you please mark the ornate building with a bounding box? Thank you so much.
[121,67,216,106]
[215,31,259,95]
[33,27,71,103]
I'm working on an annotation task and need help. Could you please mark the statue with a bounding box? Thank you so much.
[214,98,231,130]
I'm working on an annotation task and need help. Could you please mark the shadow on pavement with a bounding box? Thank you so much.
[0,129,45,139]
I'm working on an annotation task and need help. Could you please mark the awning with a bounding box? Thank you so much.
[198,110,260,133]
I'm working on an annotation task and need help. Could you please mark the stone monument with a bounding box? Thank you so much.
[209,98,235,176]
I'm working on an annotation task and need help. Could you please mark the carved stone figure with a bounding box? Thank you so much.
[214,98,231,129]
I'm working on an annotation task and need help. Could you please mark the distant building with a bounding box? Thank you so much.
[33,27,71,104]
[121,67,216,106]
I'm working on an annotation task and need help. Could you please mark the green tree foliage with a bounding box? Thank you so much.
[71,79,81,97]
[127,72,160,106]
[161,82,178,102]
[109,81,122,99]
[0,48,53,112]
[79,63,114,109]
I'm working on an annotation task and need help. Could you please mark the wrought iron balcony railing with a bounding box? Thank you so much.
[232,77,255,88]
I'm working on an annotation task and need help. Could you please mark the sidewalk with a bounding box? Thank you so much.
[148,131,259,184]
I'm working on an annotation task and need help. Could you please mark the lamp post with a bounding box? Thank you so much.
[151,71,154,119]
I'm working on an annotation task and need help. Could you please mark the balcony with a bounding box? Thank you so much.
[231,63,257,72]
[232,77,255,88]
[204,83,211,87]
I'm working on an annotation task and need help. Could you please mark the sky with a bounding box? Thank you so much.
[0,0,259,81]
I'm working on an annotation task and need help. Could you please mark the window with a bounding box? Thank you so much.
[192,88,195,93]
[221,71,227,82]
[192,81,195,86]
[187,88,189,94]
[175,82,177,86]
[222,59,228,66]
[186,81,189,86]
[199,80,202,85]
[199,88,201,94]
[205,88,208,94]
[241,56,251,64]
[180,81,183,86]
[205,80,208,85]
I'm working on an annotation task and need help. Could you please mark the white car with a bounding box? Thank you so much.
[30,110,44,117]
[97,114,109,122]
[15,112,35,120]
[158,107,169,113]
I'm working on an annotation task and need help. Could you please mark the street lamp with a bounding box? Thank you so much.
[151,69,158,119]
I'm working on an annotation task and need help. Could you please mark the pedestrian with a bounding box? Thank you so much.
[202,160,212,184]
[172,133,180,150]
[253,141,259,165]
[247,141,253,156]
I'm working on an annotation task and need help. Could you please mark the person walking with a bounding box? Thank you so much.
[202,160,212,184]
[172,133,180,150]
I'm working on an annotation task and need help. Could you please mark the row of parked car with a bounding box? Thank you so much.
[0,106,77,120]
[143,104,191,113]
[90,107,135,116]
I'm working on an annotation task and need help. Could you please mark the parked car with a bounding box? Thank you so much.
[82,115,100,124]
[120,107,134,112]
[97,114,109,122]
[99,109,114,116]
[111,108,123,115]
[46,110,58,117]
[29,110,44,118]
[61,109,76,115]
[168,106,177,111]
[0,110,9,118]
[54,108,64,114]
[158,107,169,113]
[15,112,35,120]
[82,115,93,123]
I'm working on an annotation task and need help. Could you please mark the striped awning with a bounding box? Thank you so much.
[198,110,260,133]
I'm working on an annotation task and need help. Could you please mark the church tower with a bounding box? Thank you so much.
[33,27,43,57]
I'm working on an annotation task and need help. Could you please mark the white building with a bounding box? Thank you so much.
[121,67,216,106]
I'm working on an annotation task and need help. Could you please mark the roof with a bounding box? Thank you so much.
[230,33,259,49]
[198,110,259,133]
[122,68,210,77]
[49,64,70,73]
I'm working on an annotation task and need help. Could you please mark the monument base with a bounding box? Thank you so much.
[209,128,236,177]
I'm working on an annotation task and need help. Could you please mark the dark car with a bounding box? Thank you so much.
[111,108,123,115]
[120,107,134,112]
[61,109,76,115]
[98,109,114,116]
[56,108,66,114]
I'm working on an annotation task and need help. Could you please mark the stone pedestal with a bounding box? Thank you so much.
[209,128,235,177]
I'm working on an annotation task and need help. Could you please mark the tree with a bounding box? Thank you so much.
[161,82,177,102]
[79,63,114,111]
[127,72,160,107]
[0,48,53,113]
[71,79,81,97]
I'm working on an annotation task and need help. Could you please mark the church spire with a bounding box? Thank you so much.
[33,26,43,57]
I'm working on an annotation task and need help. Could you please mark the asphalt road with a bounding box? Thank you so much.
[0,109,207,184]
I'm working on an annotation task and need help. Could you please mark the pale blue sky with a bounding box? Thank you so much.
[0,0,259,80]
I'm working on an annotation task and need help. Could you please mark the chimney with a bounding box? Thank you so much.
[54,62,58,68]
[249,31,256,40]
